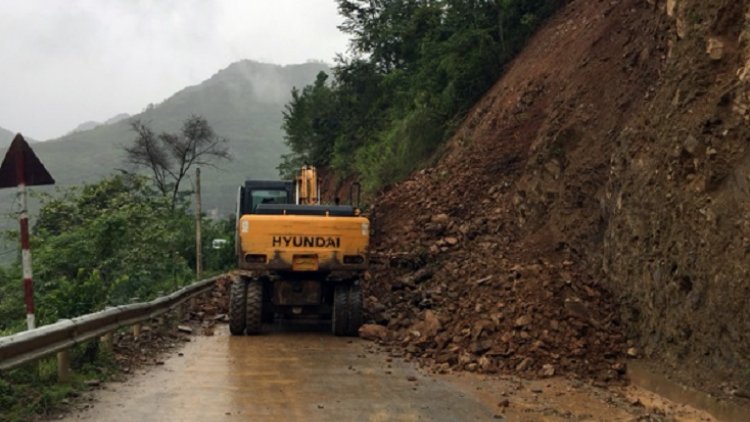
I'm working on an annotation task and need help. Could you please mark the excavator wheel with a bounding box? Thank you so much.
[245,278,264,335]
[347,282,363,336]
[332,283,349,336]
[228,276,247,335]
[260,277,275,323]
[332,282,362,337]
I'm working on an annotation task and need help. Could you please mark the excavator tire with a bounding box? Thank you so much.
[228,276,247,335]
[245,279,263,335]
[333,283,362,336]
[347,283,363,336]
[332,283,349,336]
[260,277,274,323]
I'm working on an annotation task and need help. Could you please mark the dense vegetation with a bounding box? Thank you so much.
[280,0,565,190]
[1,114,237,422]
[0,174,234,333]
[0,173,234,421]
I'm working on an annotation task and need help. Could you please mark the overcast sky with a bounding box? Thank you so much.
[0,0,349,141]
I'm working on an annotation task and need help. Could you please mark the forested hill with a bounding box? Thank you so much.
[0,127,14,147]
[0,127,36,147]
[14,60,329,216]
[280,0,561,191]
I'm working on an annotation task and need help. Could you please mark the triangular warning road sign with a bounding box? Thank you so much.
[0,134,55,188]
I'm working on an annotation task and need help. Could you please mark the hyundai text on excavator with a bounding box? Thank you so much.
[229,165,369,336]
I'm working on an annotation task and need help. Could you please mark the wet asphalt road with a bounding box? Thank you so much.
[63,323,499,422]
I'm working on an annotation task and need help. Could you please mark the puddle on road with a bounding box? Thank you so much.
[442,369,734,422]
[628,361,749,422]
[444,373,634,422]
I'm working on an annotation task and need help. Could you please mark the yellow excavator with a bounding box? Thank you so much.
[229,165,369,336]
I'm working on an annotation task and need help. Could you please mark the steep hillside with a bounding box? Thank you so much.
[68,113,132,134]
[364,0,750,401]
[0,127,33,147]
[606,0,750,394]
[0,127,13,147]
[20,60,328,216]
[69,121,101,134]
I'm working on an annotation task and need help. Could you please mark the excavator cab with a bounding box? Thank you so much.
[230,166,368,336]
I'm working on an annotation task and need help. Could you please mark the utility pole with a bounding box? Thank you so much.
[195,167,202,279]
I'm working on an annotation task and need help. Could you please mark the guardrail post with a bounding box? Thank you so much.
[129,298,142,339]
[99,306,114,352]
[156,292,166,325]
[101,331,114,352]
[57,349,71,382]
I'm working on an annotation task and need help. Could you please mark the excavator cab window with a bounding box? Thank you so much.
[240,181,294,216]
[250,189,288,213]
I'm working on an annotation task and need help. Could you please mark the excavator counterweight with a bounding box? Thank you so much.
[229,166,368,336]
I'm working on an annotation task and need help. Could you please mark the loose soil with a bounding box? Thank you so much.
[356,0,750,414]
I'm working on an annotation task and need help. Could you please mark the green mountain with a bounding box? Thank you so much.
[11,60,330,217]
[67,113,132,135]
[0,127,14,148]
[0,127,36,147]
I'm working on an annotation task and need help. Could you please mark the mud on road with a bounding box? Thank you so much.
[53,324,718,422]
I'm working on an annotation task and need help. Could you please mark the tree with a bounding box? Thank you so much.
[28,175,194,324]
[283,0,565,190]
[125,115,231,206]
[279,72,341,176]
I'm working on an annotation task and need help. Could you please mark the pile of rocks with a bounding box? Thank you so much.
[361,166,630,383]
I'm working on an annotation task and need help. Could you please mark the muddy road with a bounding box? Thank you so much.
[58,324,720,422]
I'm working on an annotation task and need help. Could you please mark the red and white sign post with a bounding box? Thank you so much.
[0,134,55,330]
[16,150,34,329]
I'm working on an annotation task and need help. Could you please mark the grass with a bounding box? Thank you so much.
[0,343,117,422]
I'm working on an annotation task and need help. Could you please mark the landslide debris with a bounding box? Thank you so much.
[359,0,670,383]
[360,0,750,399]
[363,206,628,382]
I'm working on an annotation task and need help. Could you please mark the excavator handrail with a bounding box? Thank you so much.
[254,204,358,216]
[350,182,362,210]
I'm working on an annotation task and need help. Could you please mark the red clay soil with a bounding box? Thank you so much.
[363,0,750,404]
[360,0,671,383]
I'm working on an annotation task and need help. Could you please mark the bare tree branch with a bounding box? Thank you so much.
[123,116,232,207]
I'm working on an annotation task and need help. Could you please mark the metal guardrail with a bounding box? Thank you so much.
[0,275,222,374]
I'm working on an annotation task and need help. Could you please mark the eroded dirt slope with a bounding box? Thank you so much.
[362,0,750,399]
[605,0,750,392]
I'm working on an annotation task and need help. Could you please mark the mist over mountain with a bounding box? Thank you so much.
[0,127,14,148]
[67,114,133,135]
[13,60,329,217]
[0,127,37,148]
[68,121,100,134]
[104,113,131,125]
